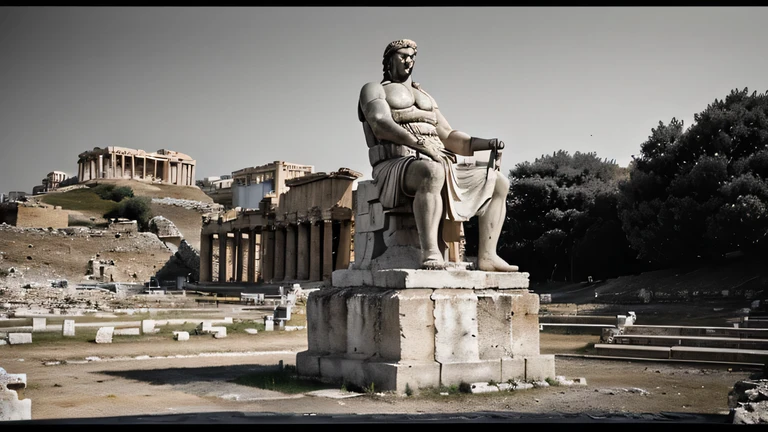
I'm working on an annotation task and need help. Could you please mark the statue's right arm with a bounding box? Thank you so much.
[359,83,424,152]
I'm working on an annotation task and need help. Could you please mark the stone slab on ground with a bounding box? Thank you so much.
[305,389,364,399]
[8,333,31,345]
[113,328,140,336]
[95,327,114,344]
[62,320,75,336]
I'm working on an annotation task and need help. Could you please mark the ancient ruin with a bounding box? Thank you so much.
[295,39,554,393]
[199,168,360,284]
[77,147,196,186]
[0,367,31,421]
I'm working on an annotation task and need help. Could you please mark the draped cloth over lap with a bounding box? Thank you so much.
[371,128,497,223]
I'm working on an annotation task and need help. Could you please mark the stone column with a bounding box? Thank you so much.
[111,152,116,178]
[121,154,125,178]
[218,233,227,283]
[234,231,243,282]
[131,155,135,179]
[247,230,257,283]
[199,233,212,282]
[297,222,309,280]
[98,155,104,178]
[176,162,181,185]
[284,224,297,281]
[190,165,196,186]
[143,156,147,179]
[165,159,171,183]
[310,221,321,281]
[322,220,334,282]
[336,219,351,271]
[261,229,274,282]
[274,227,286,281]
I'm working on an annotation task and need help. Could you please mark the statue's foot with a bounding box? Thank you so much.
[478,255,519,272]
[421,259,447,270]
[421,250,446,270]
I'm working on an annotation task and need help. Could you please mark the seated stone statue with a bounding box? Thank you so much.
[356,38,518,272]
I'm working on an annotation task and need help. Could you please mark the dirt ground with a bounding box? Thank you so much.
[1,320,757,423]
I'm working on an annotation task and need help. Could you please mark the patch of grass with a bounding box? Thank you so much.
[40,188,119,214]
[545,377,560,386]
[405,383,413,397]
[232,365,336,394]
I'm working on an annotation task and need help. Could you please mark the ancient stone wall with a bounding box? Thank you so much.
[0,204,68,228]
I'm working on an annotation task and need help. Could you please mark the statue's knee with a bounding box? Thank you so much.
[413,160,444,190]
[495,173,510,194]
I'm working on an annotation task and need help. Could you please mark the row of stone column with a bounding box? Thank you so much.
[199,219,352,284]
[77,154,195,185]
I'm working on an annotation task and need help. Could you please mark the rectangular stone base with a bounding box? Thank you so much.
[332,269,530,289]
[296,352,555,394]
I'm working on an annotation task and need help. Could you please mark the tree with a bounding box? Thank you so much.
[618,88,768,266]
[488,150,634,282]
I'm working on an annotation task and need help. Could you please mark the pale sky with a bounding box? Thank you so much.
[2,6,767,194]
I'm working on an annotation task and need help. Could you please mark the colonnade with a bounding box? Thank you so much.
[199,219,352,284]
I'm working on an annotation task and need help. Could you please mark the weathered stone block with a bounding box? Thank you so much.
[440,360,501,386]
[8,333,32,345]
[476,291,514,359]
[524,355,556,382]
[62,319,75,337]
[95,327,114,344]
[32,317,46,332]
[510,292,541,357]
[432,289,479,363]
[501,357,526,382]
[141,320,155,334]
[391,289,434,362]
[174,331,189,341]
[296,351,322,377]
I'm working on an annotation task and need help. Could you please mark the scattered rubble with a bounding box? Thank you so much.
[729,379,768,424]
[151,198,223,214]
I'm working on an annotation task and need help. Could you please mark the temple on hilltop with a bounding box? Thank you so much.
[77,147,196,186]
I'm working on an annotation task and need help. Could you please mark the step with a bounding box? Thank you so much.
[595,343,768,364]
[612,334,768,350]
[539,315,617,325]
[670,346,768,364]
[623,325,768,338]
[594,344,671,359]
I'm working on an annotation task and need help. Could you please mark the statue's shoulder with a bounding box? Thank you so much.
[360,81,386,103]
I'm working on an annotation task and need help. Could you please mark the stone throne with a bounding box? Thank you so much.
[351,179,465,271]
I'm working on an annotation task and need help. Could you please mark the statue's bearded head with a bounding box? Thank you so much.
[382,39,417,82]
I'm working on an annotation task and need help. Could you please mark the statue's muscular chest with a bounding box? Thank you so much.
[384,83,434,111]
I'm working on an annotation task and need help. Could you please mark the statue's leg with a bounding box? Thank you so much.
[403,159,445,268]
[477,173,519,272]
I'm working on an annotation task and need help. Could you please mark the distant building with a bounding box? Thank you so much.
[8,191,27,202]
[77,147,196,186]
[42,171,68,192]
[232,161,314,210]
[199,175,234,208]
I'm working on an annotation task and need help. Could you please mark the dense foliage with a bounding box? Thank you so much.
[618,88,768,265]
[463,151,637,282]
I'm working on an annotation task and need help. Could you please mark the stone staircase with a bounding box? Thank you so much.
[594,324,768,366]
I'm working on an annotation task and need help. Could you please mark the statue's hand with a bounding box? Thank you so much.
[415,137,443,162]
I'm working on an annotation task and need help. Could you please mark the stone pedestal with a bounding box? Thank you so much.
[296,269,555,394]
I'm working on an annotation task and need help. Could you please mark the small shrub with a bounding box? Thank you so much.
[109,186,134,202]
[545,377,559,386]
[458,382,472,394]
[105,196,153,230]
[405,383,413,397]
